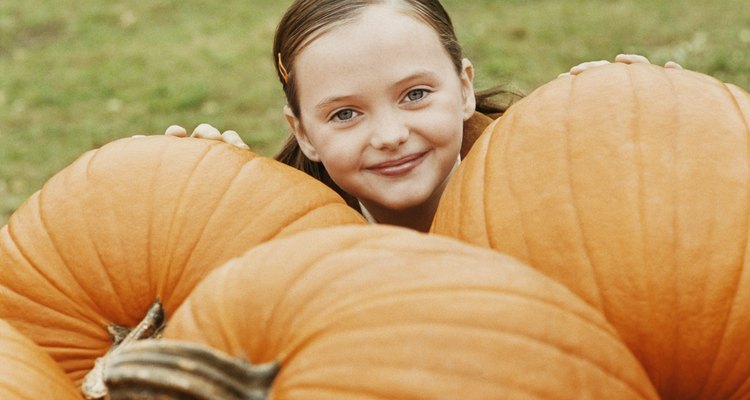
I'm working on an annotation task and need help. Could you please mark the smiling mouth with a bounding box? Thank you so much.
[367,151,428,176]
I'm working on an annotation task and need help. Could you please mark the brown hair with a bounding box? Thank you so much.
[272,0,520,210]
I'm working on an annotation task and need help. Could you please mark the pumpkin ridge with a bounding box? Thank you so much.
[194,261,255,363]
[733,380,750,400]
[288,364,547,400]
[288,282,626,350]
[4,207,111,328]
[659,67,683,394]
[282,377,428,400]
[479,120,497,250]
[453,156,468,239]
[213,266,248,358]
[89,227,131,318]
[1,229,109,330]
[258,252,351,361]
[0,388,25,399]
[657,66,734,396]
[143,141,163,302]
[630,65,650,284]
[297,322,653,400]
[0,291,104,345]
[280,237,618,337]
[169,146,250,303]
[259,231,399,361]
[718,363,749,400]
[47,150,134,321]
[38,344,102,362]
[660,67,681,394]
[496,110,532,260]
[694,82,750,400]
[1,349,74,384]
[156,141,217,303]
[565,74,606,312]
[0,320,81,398]
[221,158,295,243]
[263,197,329,241]
[632,67,674,383]
[280,384,537,400]
[84,140,150,320]
[274,201,360,238]
[268,237,390,360]
[80,149,137,320]
[215,157,361,246]
[441,146,466,238]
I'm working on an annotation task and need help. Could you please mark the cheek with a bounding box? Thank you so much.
[310,133,363,175]
[419,104,465,148]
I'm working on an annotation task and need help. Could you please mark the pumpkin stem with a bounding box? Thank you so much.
[107,323,131,345]
[82,299,166,399]
[105,339,280,400]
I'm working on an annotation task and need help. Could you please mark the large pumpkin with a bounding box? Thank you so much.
[432,63,750,399]
[0,135,365,390]
[0,318,80,399]
[120,225,661,399]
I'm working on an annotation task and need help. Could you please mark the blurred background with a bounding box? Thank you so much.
[1,0,749,225]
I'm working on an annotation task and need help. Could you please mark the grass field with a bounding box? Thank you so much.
[2,0,749,224]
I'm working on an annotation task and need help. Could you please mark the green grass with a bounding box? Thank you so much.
[2,0,749,225]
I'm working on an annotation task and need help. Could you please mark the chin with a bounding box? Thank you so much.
[373,191,431,212]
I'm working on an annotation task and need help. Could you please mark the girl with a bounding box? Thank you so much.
[168,0,679,232]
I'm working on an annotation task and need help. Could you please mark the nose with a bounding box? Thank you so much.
[369,112,409,150]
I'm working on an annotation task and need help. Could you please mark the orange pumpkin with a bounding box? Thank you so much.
[155,225,659,399]
[432,63,750,399]
[0,135,365,388]
[0,318,80,399]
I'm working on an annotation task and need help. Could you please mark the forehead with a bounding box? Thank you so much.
[293,5,455,96]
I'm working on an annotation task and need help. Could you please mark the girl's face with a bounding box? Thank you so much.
[286,5,475,214]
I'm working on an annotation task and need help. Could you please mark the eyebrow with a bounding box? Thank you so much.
[315,94,360,112]
[314,70,441,112]
[393,69,441,88]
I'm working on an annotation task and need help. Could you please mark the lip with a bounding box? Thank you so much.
[367,151,428,177]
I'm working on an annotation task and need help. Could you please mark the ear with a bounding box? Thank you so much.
[460,58,477,121]
[284,105,320,162]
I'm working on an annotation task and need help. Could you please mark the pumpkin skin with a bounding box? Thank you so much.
[0,318,80,399]
[0,135,365,386]
[163,225,658,400]
[432,63,750,399]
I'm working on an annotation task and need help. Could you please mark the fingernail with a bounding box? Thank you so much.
[165,125,188,137]
[192,123,221,140]
[222,131,250,149]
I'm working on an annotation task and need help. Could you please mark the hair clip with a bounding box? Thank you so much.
[277,52,289,84]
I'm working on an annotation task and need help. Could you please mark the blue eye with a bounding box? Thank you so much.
[333,109,356,122]
[406,89,427,102]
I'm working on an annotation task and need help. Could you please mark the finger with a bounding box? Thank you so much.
[664,61,683,70]
[558,72,571,78]
[131,134,147,138]
[615,54,650,64]
[569,60,609,75]
[165,125,188,137]
[191,123,222,140]
[221,130,250,150]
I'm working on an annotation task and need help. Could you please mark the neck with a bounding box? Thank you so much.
[360,194,441,233]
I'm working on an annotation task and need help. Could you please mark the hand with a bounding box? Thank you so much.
[164,123,250,150]
[559,54,683,77]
